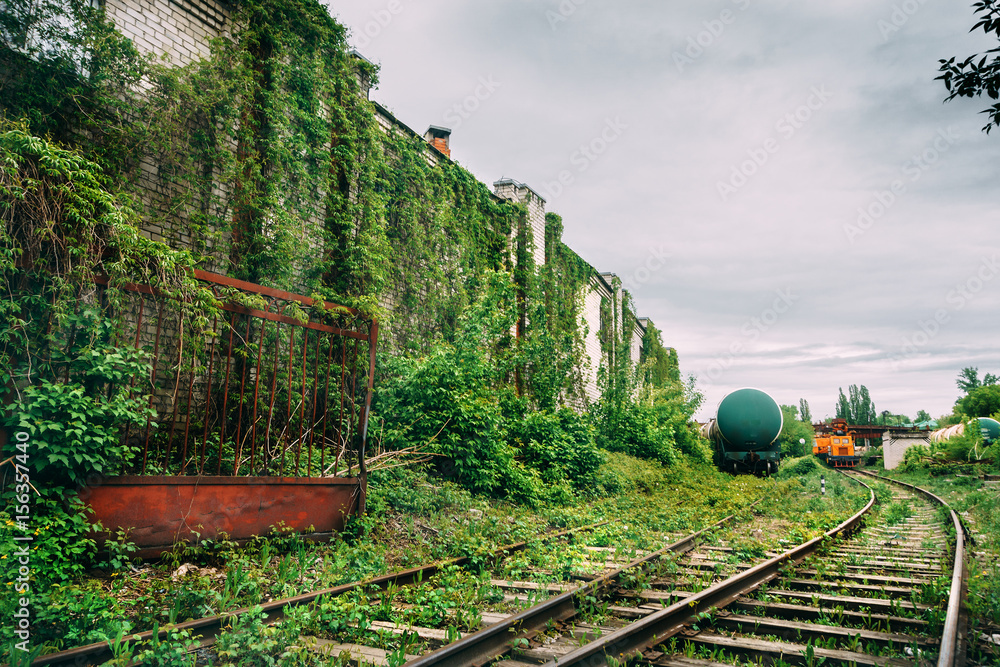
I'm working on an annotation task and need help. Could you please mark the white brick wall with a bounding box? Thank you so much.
[581,275,612,404]
[492,178,546,269]
[884,432,930,469]
[630,320,644,368]
[105,0,229,66]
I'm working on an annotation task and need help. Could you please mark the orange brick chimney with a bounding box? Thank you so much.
[424,125,451,157]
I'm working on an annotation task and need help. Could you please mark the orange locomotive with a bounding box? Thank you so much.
[812,419,861,468]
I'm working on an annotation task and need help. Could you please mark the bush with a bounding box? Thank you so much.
[590,452,671,496]
[595,401,679,466]
[776,405,815,458]
[2,306,153,489]
[508,408,604,490]
[375,275,546,503]
[375,274,614,504]
[376,343,517,496]
[899,443,932,472]
[0,493,115,651]
[777,455,821,478]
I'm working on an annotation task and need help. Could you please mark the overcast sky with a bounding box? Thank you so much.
[326,1,999,422]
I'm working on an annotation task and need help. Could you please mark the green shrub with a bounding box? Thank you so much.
[508,408,604,490]
[899,444,932,472]
[376,341,513,497]
[590,452,671,496]
[777,455,821,478]
[595,401,679,466]
[2,307,153,489]
[215,606,303,666]
[0,494,97,588]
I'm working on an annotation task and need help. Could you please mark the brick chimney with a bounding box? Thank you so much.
[424,125,451,157]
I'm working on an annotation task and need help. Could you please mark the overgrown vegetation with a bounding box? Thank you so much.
[874,464,1000,664]
[776,404,815,457]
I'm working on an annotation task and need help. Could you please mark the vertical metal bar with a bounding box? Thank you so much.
[178,361,196,475]
[333,339,347,477]
[357,319,379,507]
[295,327,309,475]
[100,287,117,405]
[282,327,296,477]
[164,309,186,471]
[232,315,254,476]
[249,315,267,475]
[217,310,238,475]
[63,298,82,384]
[264,322,283,475]
[198,313,218,476]
[121,293,146,452]
[141,300,167,475]
[348,336,359,476]
[319,334,335,475]
[130,294,146,368]
[306,329,323,475]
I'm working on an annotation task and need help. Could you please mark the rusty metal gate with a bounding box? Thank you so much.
[98,270,378,480]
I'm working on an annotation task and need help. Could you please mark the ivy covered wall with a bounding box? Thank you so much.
[1,0,670,415]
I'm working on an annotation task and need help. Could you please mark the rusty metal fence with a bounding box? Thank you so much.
[97,270,378,478]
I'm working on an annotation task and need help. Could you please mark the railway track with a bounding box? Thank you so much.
[33,502,761,667]
[400,470,967,667]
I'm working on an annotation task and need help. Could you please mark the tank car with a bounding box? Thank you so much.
[930,417,1000,445]
[705,387,783,475]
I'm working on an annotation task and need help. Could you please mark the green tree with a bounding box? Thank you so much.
[916,409,933,423]
[835,384,876,423]
[957,385,1000,418]
[938,1,1000,133]
[836,388,850,421]
[799,398,812,424]
[956,366,998,394]
[777,404,814,457]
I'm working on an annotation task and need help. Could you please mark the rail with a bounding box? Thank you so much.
[405,499,764,667]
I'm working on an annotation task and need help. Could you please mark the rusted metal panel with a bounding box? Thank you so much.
[88,475,364,557]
